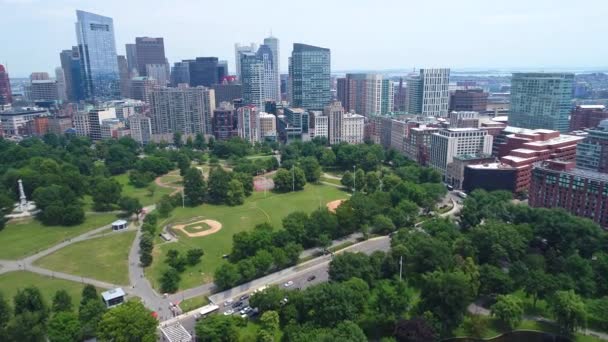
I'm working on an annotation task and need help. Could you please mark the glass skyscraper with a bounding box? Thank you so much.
[509,73,574,132]
[288,43,331,110]
[75,10,120,100]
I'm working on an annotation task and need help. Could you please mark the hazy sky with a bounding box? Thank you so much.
[1,0,607,77]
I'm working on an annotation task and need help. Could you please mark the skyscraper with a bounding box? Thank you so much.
[148,86,215,135]
[405,68,450,117]
[576,119,608,173]
[135,37,166,77]
[258,44,279,104]
[324,101,344,145]
[171,61,191,86]
[237,105,260,143]
[125,43,138,75]
[338,74,392,116]
[55,67,67,101]
[217,60,229,82]
[0,64,11,105]
[59,47,84,101]
[75,10,120,100]
[263,36,281,102]
[190,57,219,87]
[288,43,331,110]
[509,72,574,132]
[240,52,264,109]
[235,43,257,80]
[117,55,130,98]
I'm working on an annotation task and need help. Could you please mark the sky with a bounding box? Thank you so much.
[1,0,607,77]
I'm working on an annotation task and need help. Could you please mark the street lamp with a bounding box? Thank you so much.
[353,165,356,193]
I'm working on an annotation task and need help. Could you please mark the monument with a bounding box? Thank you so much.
[6,179,38,219]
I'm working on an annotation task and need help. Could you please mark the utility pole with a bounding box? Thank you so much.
[353,165,356,193]
[399,256,403,281]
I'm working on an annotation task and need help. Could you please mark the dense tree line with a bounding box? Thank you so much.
[182,166,253,207]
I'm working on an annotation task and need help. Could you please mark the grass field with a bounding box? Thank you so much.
[0,271,94,311]
[178,295,210,312]
[113,173,173,206]
[183,222,212,234]
[34,230,136,285]
[0,212,119,260]
[148,184,347,291]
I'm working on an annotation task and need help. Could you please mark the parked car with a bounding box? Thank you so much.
[239,294,250,301]
[223,309,234,316]
[307,275,316,282]
[232,301,244,309]
[283,280,294,287]
[223,299,233,307]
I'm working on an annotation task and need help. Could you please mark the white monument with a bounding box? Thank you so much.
[6,179,38,219]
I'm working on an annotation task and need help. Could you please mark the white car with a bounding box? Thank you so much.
[223,309,234,316]
[223,299,233,307]
[283,280,294,287]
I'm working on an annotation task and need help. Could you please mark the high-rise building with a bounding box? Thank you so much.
[314,114,328,140]
[381,79,394,115]
[30,72,50,81]
[339,74,386,116]
[117,55,130,98]
[55,67,67,101]
[235,43,257,80]
[237,105,260,144]
[212,102,237,141]
[212,83,243,104]
[341,113,365,144]
[259,112,277,140]
[149,86,215,135]
[263,36,281,102]
[190,57,219,87]
[217,60,229,82]
[393,78,407,112]
[130,77,157,102]
[288,43,331,110]
[429,128,493,173]
[240,52,264,109]
[257,44,279,104]
[576,119,608,173]
[449,89,488,112]
[569,105,608,131]
[59,47,84,101]
[135,37,166,77]
[75,10,120,100]
[88,108,117,140]
[128,114,152,144]
[405,69,450,117]
[404,126,439,165]
[125,43,138,75]
[284,107,309,134]
[145,64,170,86]
[509,73,574,132]
[529,160,608,229]
[0,64,12,105]
[324,101,344,145]
[27,80,60,102]
[448,111,479,128]
[171,61,191,86]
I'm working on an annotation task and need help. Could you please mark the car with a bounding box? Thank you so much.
[239,294,250,301]
[240,306,252,315]
[223,309,234,316]
[223,299,234,307]
[247,308,260,317]
[283,280,294,287]
[307,275,316,281]
[240,313,248,318]
[232,301,244,309]
[280,297,289,305]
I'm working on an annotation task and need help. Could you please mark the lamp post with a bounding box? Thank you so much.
[353,165,356,193]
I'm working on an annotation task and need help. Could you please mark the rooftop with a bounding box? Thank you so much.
[101,288,126,301]
[160,323,192,342]
[579,105,606,110]
[536,164,608,183]
[112,219,128,226]
[468,162,516,170]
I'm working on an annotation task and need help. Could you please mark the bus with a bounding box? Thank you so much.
[456,191,467,199]
[196,304,219,319]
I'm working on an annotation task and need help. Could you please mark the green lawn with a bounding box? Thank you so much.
[0,271,94,311]
[0,212,119,260]
[34,230,136,285]
[178,295,210,313]
[148,184,347,291]
[320,176,343,186]
[113,173,173,206]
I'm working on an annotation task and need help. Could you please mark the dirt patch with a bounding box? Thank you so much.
[172,219,222,237]
[326,199,345,213]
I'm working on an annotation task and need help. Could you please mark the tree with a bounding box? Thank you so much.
[0,192,12,231]
[78,299,106,339]
[372,214,396,235]
[173,131,183,147]
[157,195,174,217]
[80,285,98,306]
[300,157,322,182]
[354,169,366,191]
[91,177,122,211]
[186,248,204,265]
[7,311,47,342]
[0,292,9,341]
[160,268,181,293]
[491,294,523,330]
[119,196,143,218]
[195,314,240,342]
[341,171,353,189]
[273,167,306,192]
[226,179,245,205]
[52,290,73,313]
[329,252,376,284]
[208,167,232,203]
[214,263,241,290]
[468,220,530,265]
[282,211,308,245]
[47,311,81,342]
[250,286,288,312]
[183,167,206,206]
[14,286,48,319]
[365,171,382,192]
[523,270,556,308]
[233,172,253,196]
[260,310,280,332]
[462,315,488,338]
[98,301,157,342]
[479,264,514,297]
[176,153,191,176]
[550,290,587,335]
[394,318,437,342]
[320,149,336,166]
[194,133,206,150]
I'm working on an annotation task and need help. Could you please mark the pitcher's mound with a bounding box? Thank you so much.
[326,200,345,213]
[173,219,222,237]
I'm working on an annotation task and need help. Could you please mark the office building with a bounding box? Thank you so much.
[75,10,120,100]
[30,72,49,81]
[171,61,190,86]
[59,47,84,101]
[405,69,450,117]
[529,160,608,229]
[446,154,496,189]
[235,43,257,80]
[570,105,608,131]
[55,67,67,101]
[576,119,608,173]
[394,78,407,112]
[48,116,73,135]
[0,65,12,105]
[429,128,493,173]
[212,102,237,141]
[497,128,583,193]
[338,74,392,116]
[404,126,439,165]
[263,36,281,102]
[259,111,277,140]
[390,119,409,153]
[87,108,117,140]
[217,60,228,82]
[128,114,152,144]
[73,112,90,137]
[130,77,157,102]
[240,52,264,109]
[449,89,488,112]
[190,57,219,87]
[146,63,170,86]
[212,83,243,104]
[324,101,344,145]
[462,162,518,193]
[314,114,329,140]
[509,73,574,132]
[101,118,124,139]
[149,86,215,135]
[125,43,138,75]
[342,113,365,144]
[381,79,394,115]
[0,107,49,135]
[284,107,309,134]
[258,44,279,104]
[448,111,479,128]
[288,43,331,110]
[27,80,59,102]
[135,37,166,77]
[117,55,130,98]
[237,106,260,144]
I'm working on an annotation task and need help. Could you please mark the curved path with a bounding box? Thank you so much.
[154,171,183,196]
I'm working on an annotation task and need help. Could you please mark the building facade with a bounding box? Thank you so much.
[509,73,574,132]
[341,113,365,144]
[190,57,219,87]
[75,10,120,100]
[134,37,166,77]
[429,128,493,173]
[263,36,281,102]
[237,106,260,144]
[212,102,237,141]
[570,105,608,131]
[576,120,608,173]
[288,43,331,110]
[404,126,439,165]
[449,89,488,112]
[234,43,257,80]
[420,68,450,117]
[128,114,152,144]
[448,111,479,128]
[259,112,277,140]
[324,101,343,145]
[462,162,518,193]
[0,65,12,105]
[212,83,243,104]
[149,86,215,135]
[337,74,393,116]
[446,154,496,189]
[59,47,84,101]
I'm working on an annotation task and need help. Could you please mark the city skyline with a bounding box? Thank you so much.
[2,0,608,77]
